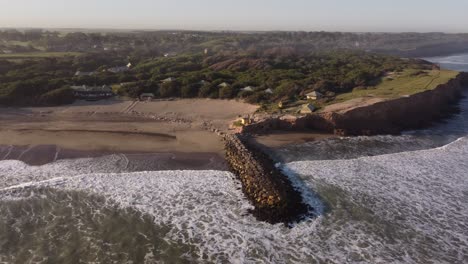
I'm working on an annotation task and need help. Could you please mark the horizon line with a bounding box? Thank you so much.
[0,26,466,35]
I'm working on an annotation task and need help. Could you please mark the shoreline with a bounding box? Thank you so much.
[0,144,228,171]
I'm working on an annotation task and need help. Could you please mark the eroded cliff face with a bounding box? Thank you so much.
[243,72,468,136]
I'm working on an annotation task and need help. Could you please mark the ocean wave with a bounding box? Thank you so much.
[1,137,467,263]
[286,136,468,263]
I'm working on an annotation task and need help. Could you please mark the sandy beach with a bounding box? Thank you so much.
[0,98,258,168]
[0,98,336,168]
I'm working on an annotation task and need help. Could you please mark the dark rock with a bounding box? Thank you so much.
[224,134,309,224]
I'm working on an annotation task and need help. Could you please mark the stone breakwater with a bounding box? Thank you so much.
[224,134,309,224]
[242,72,468,136]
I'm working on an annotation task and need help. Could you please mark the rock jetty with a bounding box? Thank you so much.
[224,134,309,224]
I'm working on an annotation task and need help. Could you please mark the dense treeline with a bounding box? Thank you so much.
[115,51,432,104]
[0,47,433,106]
[0,30,438,106]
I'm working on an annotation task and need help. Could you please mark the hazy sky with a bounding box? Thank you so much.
[1,0,467,32]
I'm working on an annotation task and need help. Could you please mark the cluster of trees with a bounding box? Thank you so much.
[116,50,432,104]
[0,29,438,107]
[0,52,131,106]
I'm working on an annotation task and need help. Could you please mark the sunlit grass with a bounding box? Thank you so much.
[330,69,459,104]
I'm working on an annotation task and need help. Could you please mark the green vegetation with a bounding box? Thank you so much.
[0,29,460,108]
[0,52,82,59]
[329,69,458,103]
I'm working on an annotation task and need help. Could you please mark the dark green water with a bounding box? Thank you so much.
[0,188,196,263]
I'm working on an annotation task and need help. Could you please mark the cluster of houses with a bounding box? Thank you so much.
[70,85,114,101]
[70,73,325,115]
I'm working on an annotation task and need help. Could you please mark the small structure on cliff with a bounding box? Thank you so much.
[300,103,316,114]
[306,91,323,100]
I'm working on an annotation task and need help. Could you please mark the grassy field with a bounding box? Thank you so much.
[329,69,459,105]
[0,52,82,59]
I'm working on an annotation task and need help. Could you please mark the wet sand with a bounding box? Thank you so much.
[0,144,227,170]
[0,99,335,169]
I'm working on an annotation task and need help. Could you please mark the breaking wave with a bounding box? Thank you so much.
[1,136,467,263]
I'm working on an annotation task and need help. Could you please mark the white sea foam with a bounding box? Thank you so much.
[1,137,467,263]
[286,136,468,263]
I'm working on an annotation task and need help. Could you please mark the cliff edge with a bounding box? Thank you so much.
[242,72,468,136]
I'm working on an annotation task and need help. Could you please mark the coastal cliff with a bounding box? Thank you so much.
[224,134,309,224]
[242,72,468,136]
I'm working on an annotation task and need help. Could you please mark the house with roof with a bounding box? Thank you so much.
[306,91,323,100]
[264,88,273,94]
[300,103,316,114]
[140,93,155,101]
[162,77,176,83]
[241,86,255,92]
[218,82,229,88]
[71,85,114,101]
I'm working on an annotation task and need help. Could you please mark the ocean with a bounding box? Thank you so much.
[0,55,467,263]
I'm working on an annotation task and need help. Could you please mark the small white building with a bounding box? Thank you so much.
[264,88,273,94]
[306,91,323,100]
[241,86,255,92]
[218,82,229,88]
[162,77,176,83]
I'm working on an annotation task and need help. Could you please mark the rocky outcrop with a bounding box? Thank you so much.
[224,134,309,224]
[243,72,468,136]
